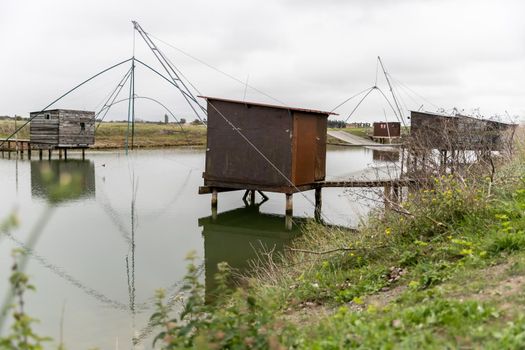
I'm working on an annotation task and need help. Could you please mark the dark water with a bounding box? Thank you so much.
[0,147,396,349]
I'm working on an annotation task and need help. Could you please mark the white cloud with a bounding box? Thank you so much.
[0,0,523,121]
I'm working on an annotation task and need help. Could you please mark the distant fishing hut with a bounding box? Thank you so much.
[30,109,95,160]
[372,122,401,143]
[408,111,516,172]
[198,96,335,229]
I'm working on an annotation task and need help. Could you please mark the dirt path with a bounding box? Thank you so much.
[327,130,399,151]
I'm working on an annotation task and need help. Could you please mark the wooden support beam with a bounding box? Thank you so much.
[285,193,293,230]
[39,149,43,160]
[249,190,256,206]
[48,149,52,160]
[392,185,400,203]
[211,188,218,221]
[314,187,322,222]
[82,148,85,160]
[257,190,269,201]
[384,184,392,210]
[64,148,68,160]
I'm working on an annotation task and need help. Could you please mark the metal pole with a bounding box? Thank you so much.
[125,59,134,155]
[131,58,136,150]
[378,56,405,126]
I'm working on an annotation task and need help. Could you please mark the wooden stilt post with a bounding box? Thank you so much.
[27,144,31,160]
[392,184,399,203]
[285,193,293,230]
[48,149,52,160]
[249,190,256,206]
[59,149,63,160]
[82,148,85,160]
[384,184,392,210]
[314,187,322,222]
[211,188,218,221]
[64,148,68,160]
[39,149,43,160]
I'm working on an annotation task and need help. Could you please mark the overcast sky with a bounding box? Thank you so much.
[1,0,524,123]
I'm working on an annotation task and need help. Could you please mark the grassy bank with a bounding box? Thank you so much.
[0,120,206,148]
[148,144,525,348]
[94,122,206,148]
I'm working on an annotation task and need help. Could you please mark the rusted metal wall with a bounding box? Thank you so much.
[373,122,401,137]
[315,117,327,181]
[205,99,294,187]
[204,98,328,189]
[410,111,515,151]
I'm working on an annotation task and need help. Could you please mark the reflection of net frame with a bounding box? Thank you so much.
[405,111,517,176]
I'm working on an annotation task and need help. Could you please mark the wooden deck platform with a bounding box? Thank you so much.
[200,177,427,230]
[199,178,425,194]
[0,138,88,160]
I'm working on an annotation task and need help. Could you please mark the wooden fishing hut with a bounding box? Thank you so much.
[29,109,95,160]
[408,111,516,171]
[372,122,401,144]
[198,96,335,229]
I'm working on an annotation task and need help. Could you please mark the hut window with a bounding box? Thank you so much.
[80,122,86,132]
[45,114,50,120]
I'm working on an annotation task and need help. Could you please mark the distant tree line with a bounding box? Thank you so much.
[327,120,347,128]
[0,115,28,121]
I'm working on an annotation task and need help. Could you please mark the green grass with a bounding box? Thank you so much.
[0,119,29,139]
[94,122,206,148]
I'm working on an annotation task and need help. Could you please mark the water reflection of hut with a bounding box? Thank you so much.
[31,160,96,203]
[373,149,400,162]
[198,205,304,297]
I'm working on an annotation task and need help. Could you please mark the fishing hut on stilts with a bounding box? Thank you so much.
[406,110,517,175]
[29,109,95,160]
[198,96,334,230]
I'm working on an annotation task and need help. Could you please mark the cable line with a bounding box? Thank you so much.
[0,58,133,148]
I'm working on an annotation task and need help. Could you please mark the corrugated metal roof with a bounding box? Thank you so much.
[199,96,338,116]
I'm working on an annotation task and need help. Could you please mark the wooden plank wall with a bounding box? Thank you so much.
[58,110,95,147]
[29,110,60,149]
